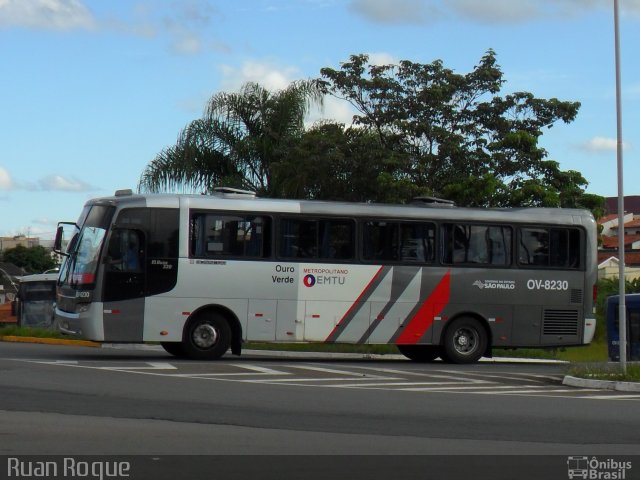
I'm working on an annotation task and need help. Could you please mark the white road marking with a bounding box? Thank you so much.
[291,365,380,376]
[99,362,177,371]
[243,376,402,383]
[177,364,289,377]
[586,394,640,400]
[7,358,638,401]
[400,384,553,392]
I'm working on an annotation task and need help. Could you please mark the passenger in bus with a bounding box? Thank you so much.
[123,240,140,271]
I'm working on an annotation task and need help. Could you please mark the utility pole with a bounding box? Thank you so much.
[614,0,627,373]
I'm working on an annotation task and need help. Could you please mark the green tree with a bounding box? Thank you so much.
[1,245,57,274]
[320,50,595,208]
[138,80,324,196]
[274,121,421,203]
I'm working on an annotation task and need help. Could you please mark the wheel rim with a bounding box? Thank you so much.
[192,323,218,349]
[453,327,479,356]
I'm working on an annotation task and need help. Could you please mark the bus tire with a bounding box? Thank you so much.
[397,345,441,362]
[441,317,487,364]
[161,342,186,358]
[182,312,231,360]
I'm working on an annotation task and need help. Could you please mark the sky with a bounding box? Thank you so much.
[1,0,639,240]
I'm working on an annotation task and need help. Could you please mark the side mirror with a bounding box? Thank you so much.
[54,226,66,256]
[53,222,80,256]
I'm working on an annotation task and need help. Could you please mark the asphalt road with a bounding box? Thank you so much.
[1,341,639,458]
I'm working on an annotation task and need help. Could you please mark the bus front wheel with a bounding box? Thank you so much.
[441,317,487,364]
[397,345,441,362]
[183,312,231,360]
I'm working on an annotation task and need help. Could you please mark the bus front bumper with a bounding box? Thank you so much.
[55,304,104,341]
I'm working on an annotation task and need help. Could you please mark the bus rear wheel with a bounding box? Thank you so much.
[441,317,487,364]
[182,312,231,360]
[397,345,441,362]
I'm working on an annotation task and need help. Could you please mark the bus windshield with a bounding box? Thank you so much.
[63,205,115,288]
[71,227,107,285]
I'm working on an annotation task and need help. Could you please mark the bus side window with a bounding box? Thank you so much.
[362,221,399,262]
[519,227,581,269]
[190,213,270,259]
[519,228,549,266]
[443,224,510,266]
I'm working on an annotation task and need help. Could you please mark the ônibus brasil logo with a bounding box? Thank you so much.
[303,274,316,287]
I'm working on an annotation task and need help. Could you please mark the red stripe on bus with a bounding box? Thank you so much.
[395,271,451,345]
[325,266,384,342]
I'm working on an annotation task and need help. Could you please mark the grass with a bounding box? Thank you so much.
[494,341,609,362]
[244,341,398,355]
[245,339,611,362]
[0,325,73,339]
[567,362,640,382]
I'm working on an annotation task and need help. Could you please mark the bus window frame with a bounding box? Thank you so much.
[516,225,585,271]
[360,218,437,266]
[440,222,513,268]
[189,209,274,261]
[276,215,356,263]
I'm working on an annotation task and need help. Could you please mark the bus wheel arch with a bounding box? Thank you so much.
[439,314,491,364]
[182,305,241,359]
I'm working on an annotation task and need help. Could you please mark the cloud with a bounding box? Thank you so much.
[349,0,442,24]
[0,0,229,56]
[170,32,203,55]
[219,60,301,92]
[38,175,96,192]
[447,0,542,23]
[307,96,357,127]
[217,60,357,126]
[0,166,14,190]
[134,0,229,56]
[580,136,631,153]
[367,52,399,66]
[0,0,96,30]
[349,0,640,25]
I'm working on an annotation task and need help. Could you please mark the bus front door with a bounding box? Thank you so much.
[102,228,146,342]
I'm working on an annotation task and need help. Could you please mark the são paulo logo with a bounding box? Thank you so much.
[303,274,316,287]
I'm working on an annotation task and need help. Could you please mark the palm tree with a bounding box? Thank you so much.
[138,80,324,196]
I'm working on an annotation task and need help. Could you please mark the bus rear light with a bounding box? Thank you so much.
[593,284,598,302]
[182,312,190,316]
[160,331,168,336]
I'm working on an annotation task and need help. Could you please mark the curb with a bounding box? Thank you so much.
[242,349,567,364]
[0,336,100,348]
[562,375,640,392]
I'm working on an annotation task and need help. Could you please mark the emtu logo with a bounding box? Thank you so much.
[303,274,316,287]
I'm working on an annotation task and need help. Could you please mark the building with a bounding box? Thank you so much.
[0,235,40,252]
[598,197,640,279]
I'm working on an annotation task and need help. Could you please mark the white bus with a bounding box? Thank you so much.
[54,188,597,363]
